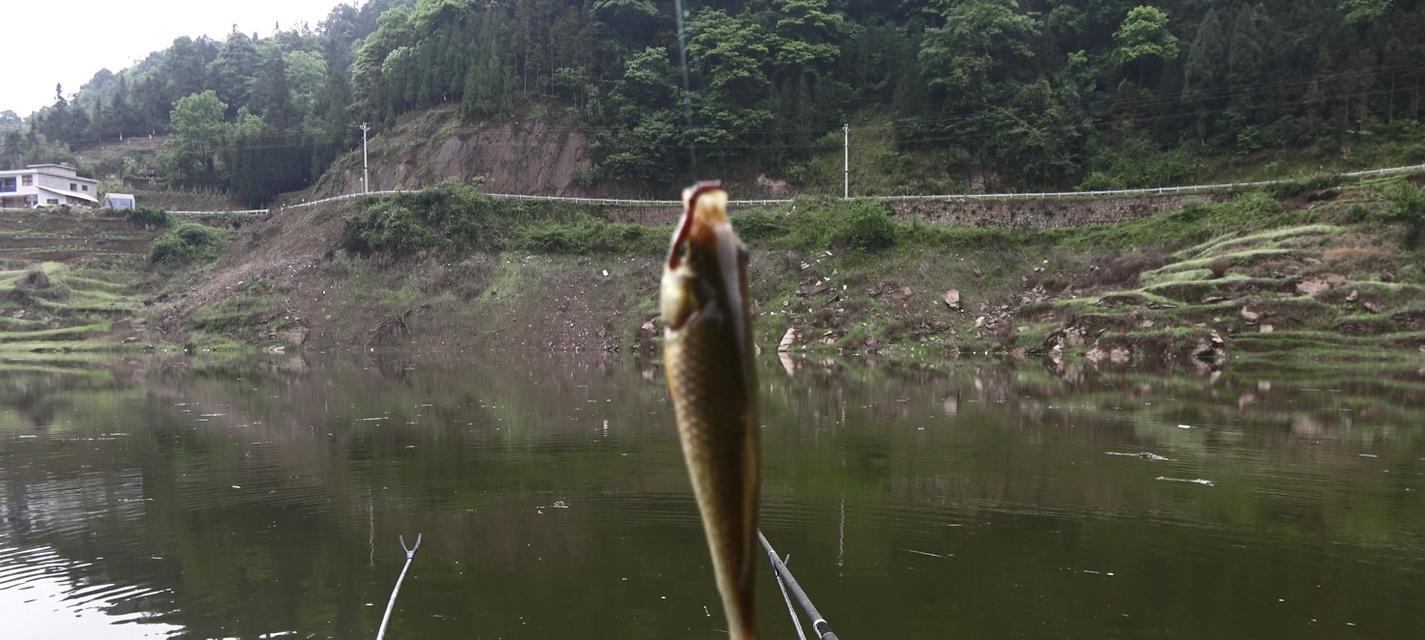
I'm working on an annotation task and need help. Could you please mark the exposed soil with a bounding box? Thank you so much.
[154,182,1425,373]
[299,106,593,201]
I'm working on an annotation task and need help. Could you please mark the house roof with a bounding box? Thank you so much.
[37,185,99,204]
[106,193,135,200]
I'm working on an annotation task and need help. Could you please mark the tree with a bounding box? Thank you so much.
[1111,6,1179,88]
[687,9,772,105]
[770,0,849,83]
[284,51,328,121]
[162,90,229,183]
[207,32,262,117]
[1340,0,1394,27]
[252,51,298,129]
[1226,5,1265,127]
[917,0,1038,103]
[1182,8,1228,139]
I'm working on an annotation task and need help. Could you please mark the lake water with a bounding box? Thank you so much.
[1,353,1422,639]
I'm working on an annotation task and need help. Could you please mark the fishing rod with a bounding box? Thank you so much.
[375,532,423,640]
[758,530,839,640]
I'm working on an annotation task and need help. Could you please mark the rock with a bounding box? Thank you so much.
[23,270,50,289]
[1346,289,1359,302]
[1110,347,1132,364]
[942,289,962,311]
[1363,300,1384,313]
[123,336,139,343]
[1259,324,1274,334]
[1296,278,1331,296]
[974,316,986,329]
[1192,331,1228,367]
[972,267,983,278]
[901,286,913,298]
[1240,306,1261,322]
[777,327,798,352]
[1085,345,1108,364]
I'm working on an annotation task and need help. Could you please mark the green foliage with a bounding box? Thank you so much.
[831,200,898,251]
[918,0,1037,99]
[1379,180,1425,248]
[1078,133,1200,190]
[124,207,171,227]
[1111,6,1179,86]
[149,222,230,265]
[343,181,510,255]
[515,218,662,254]
[160,90,230,185]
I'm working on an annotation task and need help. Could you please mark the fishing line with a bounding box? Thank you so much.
[673,0,697,179]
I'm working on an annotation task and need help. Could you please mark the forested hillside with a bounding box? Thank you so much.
[3,0,1425,205]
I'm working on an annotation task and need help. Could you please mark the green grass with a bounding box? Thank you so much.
[0,323,110,342]
[185,294,284,339]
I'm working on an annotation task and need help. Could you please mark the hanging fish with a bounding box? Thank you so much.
[661,182,760,639]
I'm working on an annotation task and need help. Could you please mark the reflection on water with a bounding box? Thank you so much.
[0,355,1422,639]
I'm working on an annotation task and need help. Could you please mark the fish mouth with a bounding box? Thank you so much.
[668,180,725,270]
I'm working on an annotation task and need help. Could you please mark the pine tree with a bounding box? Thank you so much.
[1182,8,1227,140]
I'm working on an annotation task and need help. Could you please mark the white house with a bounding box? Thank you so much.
[0,164,101,208]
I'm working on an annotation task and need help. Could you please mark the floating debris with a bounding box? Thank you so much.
[1176,424,1193,430]
[1105,451,1171,462]
[902,548,952,559]
[1156,476,1214,487]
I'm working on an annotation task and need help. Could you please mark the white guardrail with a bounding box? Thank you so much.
[138,161,1425,216]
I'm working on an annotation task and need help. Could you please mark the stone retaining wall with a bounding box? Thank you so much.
[599,193,1229,228]
[885,193,1230,229]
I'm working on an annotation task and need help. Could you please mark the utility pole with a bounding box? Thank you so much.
[359,122,370,195]
[842,123,849,200]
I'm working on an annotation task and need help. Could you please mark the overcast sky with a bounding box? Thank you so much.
[0,0,347,116]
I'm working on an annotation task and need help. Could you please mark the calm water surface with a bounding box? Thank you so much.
[0,354,1422,639]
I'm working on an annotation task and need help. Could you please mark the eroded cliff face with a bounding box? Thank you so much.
[307,111,592,199]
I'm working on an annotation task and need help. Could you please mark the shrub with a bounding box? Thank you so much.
[1207,257,1232,279]
[1379,179,1425,248]
[149,222,230,265]
[125,207,170,227]
[343,181,508,255]
[1270,173,1342,199]
[830,200,898,251]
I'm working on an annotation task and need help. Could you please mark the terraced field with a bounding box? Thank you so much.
[0,211,162,360]
[1021,217,1425,368]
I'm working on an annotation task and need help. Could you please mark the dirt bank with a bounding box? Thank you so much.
[158,179,1425,373]
[301,106,593,201]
